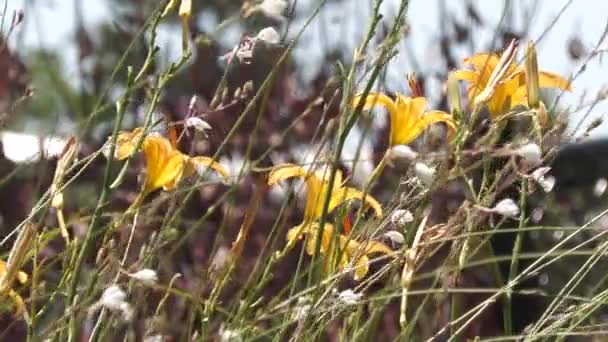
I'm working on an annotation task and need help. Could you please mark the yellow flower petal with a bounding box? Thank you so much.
[352,255,370,281]
[539,71,572,91]
[328,187,383,218]
[352,93,399,117]
[185,156,230,181]
[268,164,309,186]
[142,136,185,194]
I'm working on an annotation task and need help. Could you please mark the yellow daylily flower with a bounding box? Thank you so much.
[287,223,393,280]
[268,163,383,222]
[0,260,28,314]
[352,93,456,146]
[113,129,229,198]
[454,43,572,119]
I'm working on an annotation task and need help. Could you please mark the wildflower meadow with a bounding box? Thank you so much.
[1,0,607,340]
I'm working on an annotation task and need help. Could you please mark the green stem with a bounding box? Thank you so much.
[504,180,528,335]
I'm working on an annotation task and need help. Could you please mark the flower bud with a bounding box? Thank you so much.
[525,40,540,109]
[128,269,158,286]
[492,198,520,218]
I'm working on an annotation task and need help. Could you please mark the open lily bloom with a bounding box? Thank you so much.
[113,128,229,197]
[353,93,456,146]
[454,51,572,119]
[268,163,383,222]
[269,164,389,280]
[0,260,29,314]
[287,223,393,280]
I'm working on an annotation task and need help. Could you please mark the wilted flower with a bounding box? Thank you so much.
[256,27,281,45]
[0,260,28,314]
[128,269,158,286]
[337,289,362,306]
[390,209,414,226]
[492,198,520,218]
[454,40,571,120]
[353,93,456,147]
[516,143,542,166]
[414,162,436,186]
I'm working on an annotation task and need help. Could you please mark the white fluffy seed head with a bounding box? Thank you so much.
[185,117,212,132]
[516,143,542,166]
[492,198,520,218]
[383,231,405,245]
[337,289,362,305]
[99,285,127,311]
[594,178,608,197]
[387,145,418,162]
[414,162,435,186]
[258,0,288,21]
[256,27,281,45]
[531,167,555,193]
[390,209,414,226]
[128,269,158,286]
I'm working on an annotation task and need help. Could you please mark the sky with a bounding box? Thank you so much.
[8,0,608,138]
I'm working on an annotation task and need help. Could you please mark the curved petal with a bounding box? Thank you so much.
[328,187,383,218]
[187,156,230,181]
[465,53,499,73]
[352,93,398,117]
[539,71,572,91]
[399,110,456,144]
[452,70,479,83]
[268,164,309,186]
[352,255,370,281]
[142,136,185,193]
[362,241,394,256]
[389,95,413,145]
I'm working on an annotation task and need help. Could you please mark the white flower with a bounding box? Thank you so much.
[390,209,414,226]
[185,117,212,133]
[594,178,607,197]
[256,27,280,45]
[492,198,520,218]
[119,302,134,321]
[96,285,134,321]
[128,269,158,286]
[531,167,555,193]
[337,289,362,306]
[387,145,418,162]
[516,143,542,166]
[383,231,405,245]
[258,0,288,21]
[99,285,127,311]
[219,325,242,342]
[414,162,435,186]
